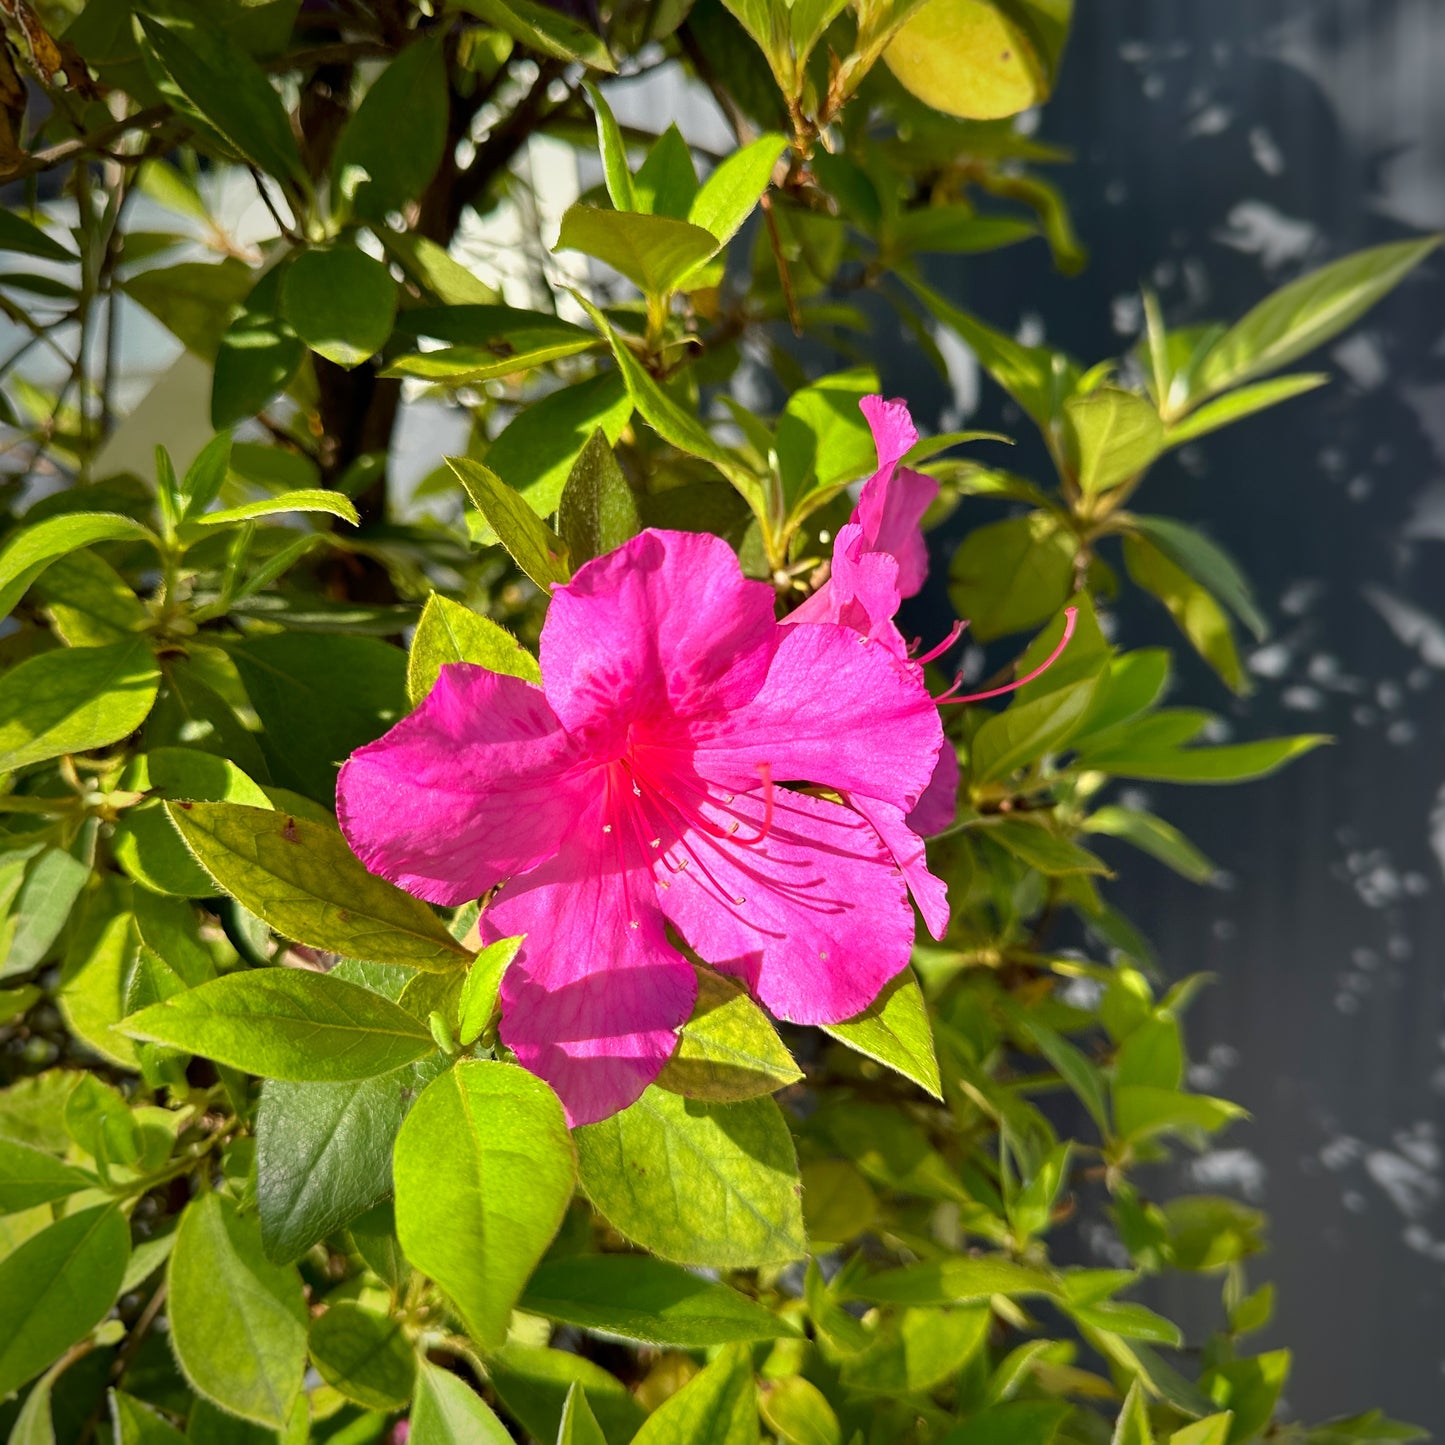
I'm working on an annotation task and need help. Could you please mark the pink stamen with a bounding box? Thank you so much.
[937,607,1078,707]
[913,619,969,667]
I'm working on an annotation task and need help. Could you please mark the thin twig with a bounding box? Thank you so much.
[759,191,802,338]
[4,104,172,180]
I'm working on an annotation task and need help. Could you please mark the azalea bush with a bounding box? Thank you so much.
[0,1,1436,1443]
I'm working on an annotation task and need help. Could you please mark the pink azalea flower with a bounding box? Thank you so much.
[337,529,948,1126]
[786,394,1076,842]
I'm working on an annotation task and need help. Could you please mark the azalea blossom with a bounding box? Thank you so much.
[787,394,1076,838]
[338,528,948,1125]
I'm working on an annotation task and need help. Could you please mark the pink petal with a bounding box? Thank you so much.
[855,463,937,599]
[688,622,942,813]
[658,786,914,1024]
[540,529,778,740]
[908,744,959,838]
[860,395,919,468]
[493,796,696,1126]
[337,664,588,906]
[848,793,950,942]
[785,523,908,662]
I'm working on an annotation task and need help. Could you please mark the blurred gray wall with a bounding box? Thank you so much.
[895,0,1445,1427]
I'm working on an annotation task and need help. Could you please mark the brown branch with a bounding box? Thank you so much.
[2,104,173,181]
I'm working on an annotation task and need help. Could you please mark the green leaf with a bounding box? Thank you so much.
[164,801,471,969]
[884,0,1064,120]
[811,1099,968,1202]
[1169,1415,1235,1445]
[1076,727,1329,784]
[408,595,541,707]
[448,456,571,589]
[1198,236,1441,396]
[842,1306,991,1394]
[113,748,273,899]
[981,816,1111,876]
[1113,1381,1155,1445]
[800,1159,878,1247]
[393,1060,575,1347]
[36,548,148,646]
[110,1390,188,1445]
[484,371,634,520]
[630,1343,758,1445]
[556,206,719,298]
[657,966,802,1102]
[949,513,1076,642]
[333,36,448,221]
[225,631,407,802]
[575,1087,805,1269]
[850,1256,1060,1307]
[584,82,637,212]
[1123,535,1247,694]
[760,1376,842,1445]
[558,1383,610,1445]
[2,835,92,980]
[213,274,305,429]
[0,638,160,773]
[121,258,255,358]
[63,1074,140,1168]
[168,1193,308,1429]
[0,1138,93,1214]
[0,209,77,263]
[1012,1011,1109,1132]
[940,1401,1071,1445]
[558,429,642,565]
[184,488,359,531]
[775,367,879,512]
[124,967,437,1080]
[0,986,40,1023]
[454,0,616,70]
[255,1070,419,1263]
[410,1359,513,1444]
[520,1253,794,1345]
[54,879,141,1069]
[821,970,941,1098]
[1114,1087,1247,1143]
[456,935,522,1046]
[1127,515,1267,642]
[282,247,399,369]
[381,336,598,385]
[308,1302,415,1410]
[1084,806,1217,884]
[1202,1353,1290,1445]
[971,674,1100,783]
[0,1204,129,1398]
[489,1347,645,1445]
[1065,388,1165,495]
[633,126,699,218]
[688,133,788,248]
[0,512,156,622]
[1071,1299,1183,1347]
[135,14,304,182]
[10,1353,64,1445]
[573,295,767,517]
[903,275,1067,432]
[378,229,499,305]
[890,206,1037,257]
[1164,374,1328,447]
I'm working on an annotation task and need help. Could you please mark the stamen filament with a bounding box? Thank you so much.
[937,607,1078,707]
[914,619,969,667]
